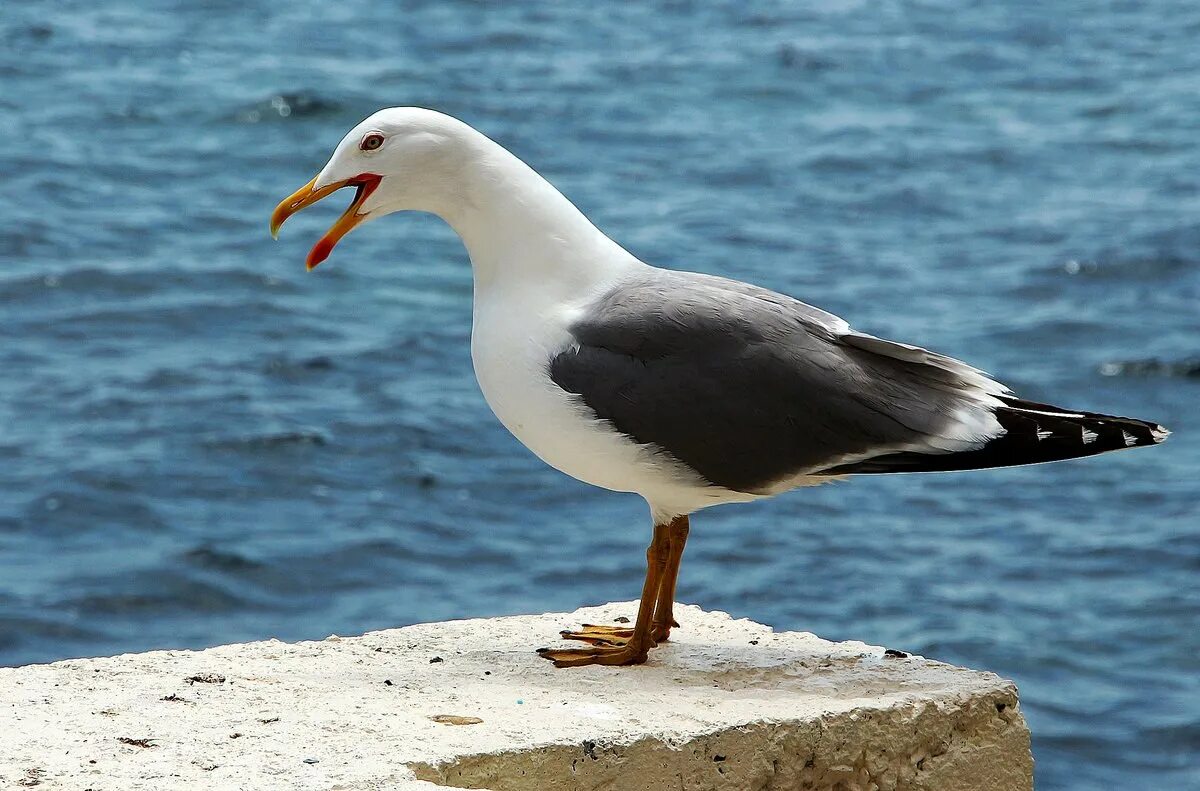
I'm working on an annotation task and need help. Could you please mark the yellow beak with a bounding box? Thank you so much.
[270,173,382,270]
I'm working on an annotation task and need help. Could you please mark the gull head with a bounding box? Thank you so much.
[270,107,476,270]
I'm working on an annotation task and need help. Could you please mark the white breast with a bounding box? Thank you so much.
[470,283,642,492]
[468,278,749,519]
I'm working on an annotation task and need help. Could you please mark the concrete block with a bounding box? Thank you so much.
[0,602,1031,790]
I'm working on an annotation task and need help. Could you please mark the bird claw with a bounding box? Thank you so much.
[536,644,651,668]
[560,625,636,647]
[559,621,674,648]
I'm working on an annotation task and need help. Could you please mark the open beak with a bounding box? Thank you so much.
[270,173,382,270]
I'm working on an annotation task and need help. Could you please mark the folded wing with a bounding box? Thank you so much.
[549,270,1166,493]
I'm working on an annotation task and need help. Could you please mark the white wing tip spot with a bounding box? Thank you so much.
[1151,425,1171,443]
[1122,430,1137,447]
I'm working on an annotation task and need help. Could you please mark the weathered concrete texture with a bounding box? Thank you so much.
[0,602,1031,791]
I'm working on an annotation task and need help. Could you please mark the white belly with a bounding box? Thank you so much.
[469,288,748,518]
[470,296,644,492]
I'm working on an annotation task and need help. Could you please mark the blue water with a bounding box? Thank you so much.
[1,2,1197,787]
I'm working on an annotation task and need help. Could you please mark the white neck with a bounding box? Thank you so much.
[425,132,640,301]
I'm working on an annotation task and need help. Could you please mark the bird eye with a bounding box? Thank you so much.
[360,133,385,152]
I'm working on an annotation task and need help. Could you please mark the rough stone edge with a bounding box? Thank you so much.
[410,682,1031,791]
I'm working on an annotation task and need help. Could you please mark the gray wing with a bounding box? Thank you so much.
[548,269,1011,493]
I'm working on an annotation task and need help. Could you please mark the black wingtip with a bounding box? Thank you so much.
[822,398,1169,476]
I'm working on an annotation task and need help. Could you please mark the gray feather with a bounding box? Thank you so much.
[548,270,1002,492]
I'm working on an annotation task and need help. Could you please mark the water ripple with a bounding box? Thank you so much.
[0,3,1196,789]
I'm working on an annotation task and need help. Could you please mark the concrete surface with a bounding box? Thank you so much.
[0,602,1032,790]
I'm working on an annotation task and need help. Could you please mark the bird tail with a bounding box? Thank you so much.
[822,397,1170,475]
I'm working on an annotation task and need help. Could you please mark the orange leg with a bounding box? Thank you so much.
[650,515,689,642]
[538,520,671,667]
[543,516,690,666]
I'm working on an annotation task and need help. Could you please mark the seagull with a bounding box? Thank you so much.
[271,108,1169,668]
